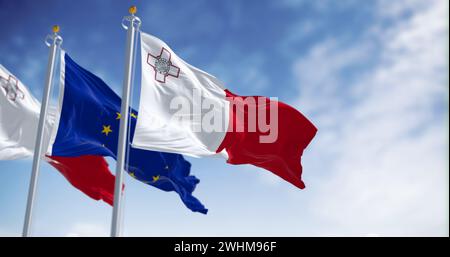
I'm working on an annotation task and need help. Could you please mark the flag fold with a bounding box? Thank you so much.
[0,64,115,205]
[49,52,207,214]
[133,32,317,189]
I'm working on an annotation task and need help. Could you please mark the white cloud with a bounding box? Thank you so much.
[376,0,430,19]
[293,0,448,236]
[276,0,362,11]
[208,46,270,93]
[0,228,17,237]
[65,222,108,237]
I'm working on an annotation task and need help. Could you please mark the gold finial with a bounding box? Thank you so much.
[52,25,60,33]
[129,5,137,15]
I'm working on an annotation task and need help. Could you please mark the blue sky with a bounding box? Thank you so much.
[0,0,448,236]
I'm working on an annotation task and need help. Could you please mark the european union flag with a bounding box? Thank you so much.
[51,53,207,214]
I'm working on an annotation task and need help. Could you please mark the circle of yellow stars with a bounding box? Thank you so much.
[102,112,138,136]
[101,111,162,183]
[129,172,160,183]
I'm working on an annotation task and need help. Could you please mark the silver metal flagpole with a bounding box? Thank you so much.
[23,25,63,237]
[111,6,141,237]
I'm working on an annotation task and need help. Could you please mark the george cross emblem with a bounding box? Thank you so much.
[0,75,24,102]
[147,47,180,83]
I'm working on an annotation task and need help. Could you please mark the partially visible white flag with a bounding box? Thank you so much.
[0,64,54,160]
[132,32,229,157]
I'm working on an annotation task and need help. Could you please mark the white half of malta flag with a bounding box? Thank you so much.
[133,32,229,158]
[133,32,317,189]
[0,64,54,160]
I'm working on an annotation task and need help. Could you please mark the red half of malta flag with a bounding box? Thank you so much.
[216,90,317,189]
[132,32,317,189]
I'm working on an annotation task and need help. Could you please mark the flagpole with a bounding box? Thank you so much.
[22,26,62,237]
[111,6,141,237]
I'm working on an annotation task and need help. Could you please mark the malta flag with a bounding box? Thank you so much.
[0,64,54,160]
[0,64,115,204]
[133,32,317,189]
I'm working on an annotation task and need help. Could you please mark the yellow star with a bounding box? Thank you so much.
[152,175,160,182]
[131,112,137,119]
[129,172,136,179]
[101,125,112,136]
[116,112,121,120]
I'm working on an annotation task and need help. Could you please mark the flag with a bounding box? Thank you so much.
[0,64,115,204]
[0,64,53,160]
[133,32,317,189]
[46,155,115,205]
[49,52,207,214]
